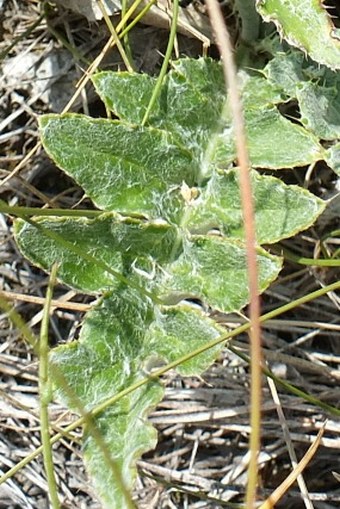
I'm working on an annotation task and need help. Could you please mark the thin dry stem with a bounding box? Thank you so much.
[205,1,262,507]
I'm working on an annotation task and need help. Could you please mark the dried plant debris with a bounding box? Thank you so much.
[52,0,120,22]
[2,48,80,112]
[53,0,213,40]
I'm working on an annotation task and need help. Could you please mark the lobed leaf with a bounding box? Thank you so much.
[256,0,340,70]
[325,143,340,177]
[51,289,226,508]
[50,289,162,508]
[264,49,340,141]
[92,72,158,125]
[83,384,163,509]
[14,215,122,293]
[93,59,326,173]
[296,81,340,141]
[51,288,155,409]
[160,235,282,313]
[213,106,324,169]
[93,58,226,154]
[186,169,325,243]
[240,73,284,109]
[14,215,179,293]
[264,48,305,97]
[39,114,197,220]
[146,303,226,375]
[159,58,226,151]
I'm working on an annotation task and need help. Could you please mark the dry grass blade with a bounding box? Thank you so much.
[0,289,92,312]
[266,376,313,509]
[259,423,327,509]
[205,1,261,507]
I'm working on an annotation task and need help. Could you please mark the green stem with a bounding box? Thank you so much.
[121,0,134,69]
[279,246,340,267]
[323,229,340,240]
[119,0,158,39]
[141,0,180,125]
[0,200,102,219]
[39,264,61,509]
